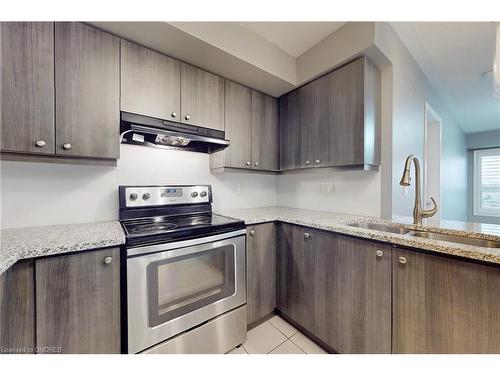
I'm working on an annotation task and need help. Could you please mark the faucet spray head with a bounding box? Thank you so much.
[399,154,414,186]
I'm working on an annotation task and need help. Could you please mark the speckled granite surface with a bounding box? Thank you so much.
[217,207,500,266]
[0,221,125,275]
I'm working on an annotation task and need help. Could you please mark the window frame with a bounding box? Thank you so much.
[473,147,500,217]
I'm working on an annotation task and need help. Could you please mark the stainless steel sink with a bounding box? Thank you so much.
[407,231,500,248]
[348,222,500,248]
[348,222,411,235]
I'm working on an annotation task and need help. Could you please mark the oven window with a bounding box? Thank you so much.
[147,245,235,327]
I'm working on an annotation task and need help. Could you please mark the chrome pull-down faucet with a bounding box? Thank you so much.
[399,154,438,225]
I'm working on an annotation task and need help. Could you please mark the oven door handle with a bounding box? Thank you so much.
[126,229,247,258]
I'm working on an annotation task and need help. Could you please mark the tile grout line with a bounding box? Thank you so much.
[267,317,298,339]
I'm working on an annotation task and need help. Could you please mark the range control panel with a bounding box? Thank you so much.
[123,185,211,208]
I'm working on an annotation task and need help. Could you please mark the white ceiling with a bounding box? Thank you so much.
[240,22,346,57]
[391,22,500,134]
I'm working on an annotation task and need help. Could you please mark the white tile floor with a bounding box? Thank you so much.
[227,315,327,354]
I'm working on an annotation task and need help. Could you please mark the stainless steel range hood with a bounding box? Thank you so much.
[120,112,229,154]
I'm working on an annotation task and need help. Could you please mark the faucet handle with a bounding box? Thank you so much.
[422,197,438,218]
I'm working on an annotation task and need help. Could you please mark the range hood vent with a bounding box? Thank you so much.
[120,112,229,154]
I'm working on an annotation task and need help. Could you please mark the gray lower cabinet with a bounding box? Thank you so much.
[0,22,55,155]
[120,39,181,121]
[55,22,120,159]
[181,63,225,130]
[246,223,276,326]
[276,223,316,333]
[279,56,380,171]
[314,234,392,353]
[0,260,36,354]
[393,248,500,354]
[276,223,391,353]
[35,248,121,354]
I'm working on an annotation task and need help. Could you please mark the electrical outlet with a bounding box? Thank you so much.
[234,183,241,193]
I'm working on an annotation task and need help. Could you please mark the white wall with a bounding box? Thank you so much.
[0,144,278,229]
[277,170,381,217]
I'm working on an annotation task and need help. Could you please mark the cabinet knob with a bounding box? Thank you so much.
[35,140,46,147]
[398,256,407,264]
[315,159,321,165]
[103,256,113,265]
[249,230,255,236]
[171,112,177,118]
[185,115,190,121]
[254,161,259,167]
[245,161,251,166]
[63,143,72,150]
[376,250,383,257]
[305,160,311,166]
[304,232,311,239]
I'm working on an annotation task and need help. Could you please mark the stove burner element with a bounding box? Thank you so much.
[131,223,178,234]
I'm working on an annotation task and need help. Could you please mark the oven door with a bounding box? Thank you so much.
[127,230,246,353]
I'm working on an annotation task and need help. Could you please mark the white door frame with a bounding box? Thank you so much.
[423,102,443,220]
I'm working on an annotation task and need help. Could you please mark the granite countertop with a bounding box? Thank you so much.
[217,206,500,266]
[0,221,125,275]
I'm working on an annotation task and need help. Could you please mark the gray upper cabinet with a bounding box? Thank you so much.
[210,81,278,172]
[36,247,121,354]
[279,56,380,171]
[251,90,279,171]
[120,39,181,121]
[55,22,120,159]
[0,22,55,155]
[221,80,252,169]
[181,63,224,130]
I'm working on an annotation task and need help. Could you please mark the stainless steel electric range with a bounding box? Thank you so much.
[119,185,247,354]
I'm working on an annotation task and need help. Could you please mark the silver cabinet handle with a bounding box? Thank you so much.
[63,143,72,150]
[376,250,383,257]
[254,161,259,167]
[103,256,113,265]
[185,115,190,121]
[398,256,407,264]
[249,230,255,236]
[35,140,46,147]
[304,232,311,239]
[171,112,177,118]
[245,161,251,166]
[315,159,321,165]
[305,160,311,166]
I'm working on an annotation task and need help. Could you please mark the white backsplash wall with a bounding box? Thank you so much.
[277,169,382,217]
[0,144,278,229]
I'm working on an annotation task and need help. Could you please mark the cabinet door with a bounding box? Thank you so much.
[180,63,224,130]
[0,22,55,154]
[121,39,180,121]
[298,82,317,169]
[330,58,365,165]
[393,248,500,354]
[36,248,121,354]
[223,80,252,168]
[279,90,302,171]
[276,223,315,333]
[314,235,392,353]
[0,261,35,353]
[55,22,120,159]
[251,91,279,171]
[246,223,276,325]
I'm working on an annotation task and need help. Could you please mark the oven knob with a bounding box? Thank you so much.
[200,191,207,197]
[191,192,198,198]
[130,193,138,201]
[142,193,151,200]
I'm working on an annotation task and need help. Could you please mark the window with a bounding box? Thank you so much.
[474,148,500,217]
